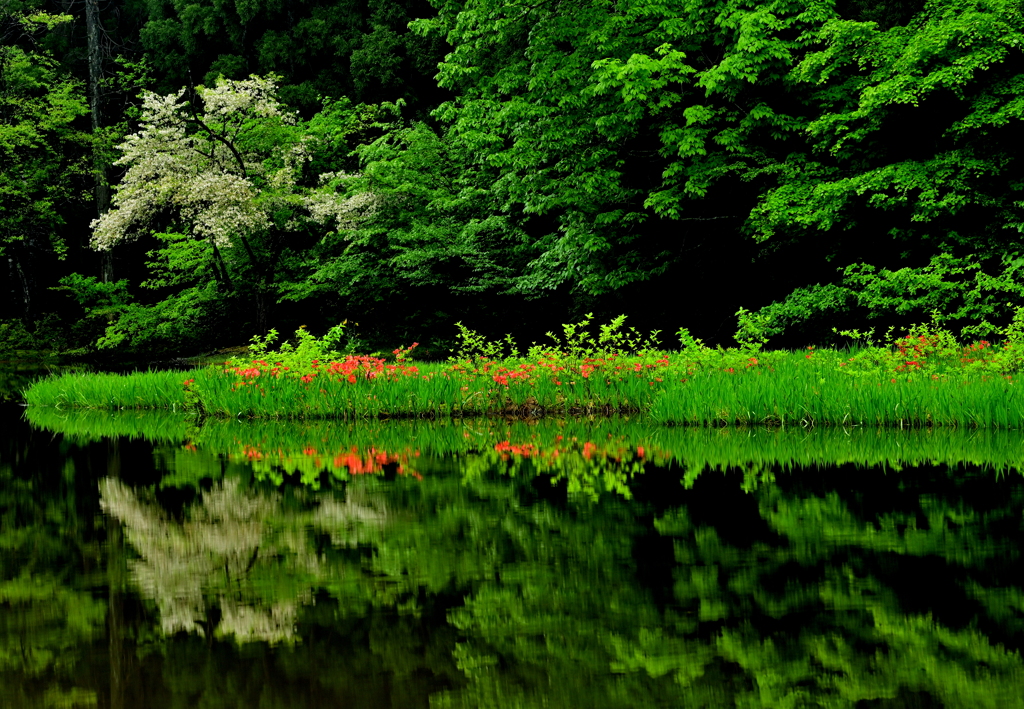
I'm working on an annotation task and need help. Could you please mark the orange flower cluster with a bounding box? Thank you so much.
[225,354,422,389]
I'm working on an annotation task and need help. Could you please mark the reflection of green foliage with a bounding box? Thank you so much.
[12,405,1024,706]
[0,575,106,676]
[652,478,1024,709]
[460,436,656,501]
[963,582,1024,639]
[100,431,1024,707]
[0,429,104,708]
[0,364,53,402]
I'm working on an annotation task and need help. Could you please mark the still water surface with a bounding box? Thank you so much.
[2,402,1024,708]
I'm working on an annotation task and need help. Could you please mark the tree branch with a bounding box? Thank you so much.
[185,101,249,178]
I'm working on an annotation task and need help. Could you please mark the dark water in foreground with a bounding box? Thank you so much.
[2,403,1024,708]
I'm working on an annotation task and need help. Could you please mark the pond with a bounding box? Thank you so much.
[2,401,1024,708]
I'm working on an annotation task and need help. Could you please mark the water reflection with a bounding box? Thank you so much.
[3,407,1024,707]
[100,478,387,643]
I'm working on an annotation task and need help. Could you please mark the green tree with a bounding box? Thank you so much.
[90,75,372,350]
[749,0,1024,338]
[132,0,449,113]
[339,0,862,339]
[0,10,90,322]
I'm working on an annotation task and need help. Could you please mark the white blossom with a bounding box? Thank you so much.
[91,75,373,252]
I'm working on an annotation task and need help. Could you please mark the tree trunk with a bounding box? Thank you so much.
[256,289,268,335]
[85,0,113,282]
[12,251,31,319]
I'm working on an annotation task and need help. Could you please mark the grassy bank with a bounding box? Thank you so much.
[20,341,1024,427]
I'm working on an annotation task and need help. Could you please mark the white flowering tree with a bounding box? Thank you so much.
[92,75,373,341]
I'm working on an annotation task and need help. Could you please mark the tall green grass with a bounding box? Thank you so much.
[21,361,666,418]
[20,349,1024,427]
[22,369,189,410]
[195,364,665,418]
[650,356,1021,427]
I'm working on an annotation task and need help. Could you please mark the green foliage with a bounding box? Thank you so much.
[0,27,89,254]
[290,114,531,339]
[451,314,664,362]
[403,0,842,297]
[744,0,1024,340]
[751,0,1024,240]
[0,319,40,353]
[88,76,387,351]
[53,273,132,317]
[235,321,353,370]
[733,307,773,352]
[756,253,1024,341]
[450,322,521,361]
[94,281,229,353]
[540,313,663,359]
[134,0,448,111]
[0,19,91,319]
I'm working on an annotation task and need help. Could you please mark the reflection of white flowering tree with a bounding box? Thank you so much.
[99,477,387,645]
[91,75,373,338]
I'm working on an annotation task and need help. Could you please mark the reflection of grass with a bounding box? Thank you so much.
[26,410,1024,486]
[24,406,191,443]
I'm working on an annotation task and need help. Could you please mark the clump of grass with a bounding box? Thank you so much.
[649,353,1021,427]
[186,352,671,418]
[22,369,190,410]
[20,315,1024,427]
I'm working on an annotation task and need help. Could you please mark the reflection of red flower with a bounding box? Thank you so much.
[636,446,644,458]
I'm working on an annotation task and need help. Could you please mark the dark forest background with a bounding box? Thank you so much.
[3,0,1024,357]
